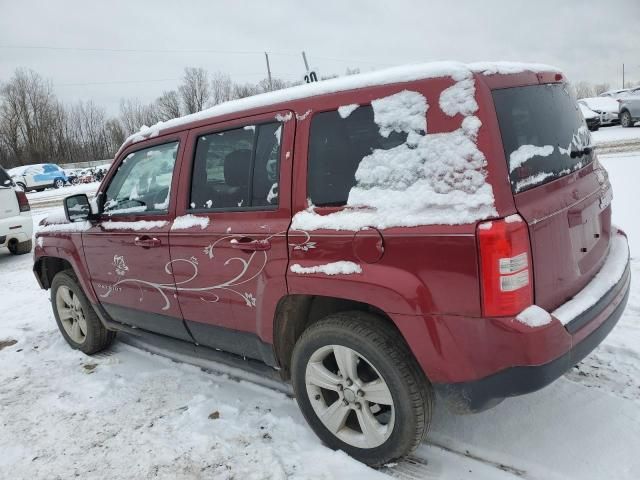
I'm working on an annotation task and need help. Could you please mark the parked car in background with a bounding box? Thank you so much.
[618,89,640,128]
[578,97,620,126]
[0,166,32,254]
[33,62,630,466]
[9,163,69,191]
[579,103,601,131]
[600,88,631,98]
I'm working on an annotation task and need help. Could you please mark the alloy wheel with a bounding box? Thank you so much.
[55,286,88,344]
[305,344,395,449]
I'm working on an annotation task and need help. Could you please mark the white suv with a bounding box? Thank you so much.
[0,167,33,255]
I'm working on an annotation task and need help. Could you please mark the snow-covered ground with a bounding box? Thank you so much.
[592,125,640,150]
[1,141,639,479]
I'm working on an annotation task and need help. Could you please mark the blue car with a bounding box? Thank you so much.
[8,163,69,192]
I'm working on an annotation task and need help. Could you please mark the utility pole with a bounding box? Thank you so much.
[264,52,273,91]
[622,63,625,88]
[302,51,310,72]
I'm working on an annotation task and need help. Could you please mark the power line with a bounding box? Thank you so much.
[0,44,400,67]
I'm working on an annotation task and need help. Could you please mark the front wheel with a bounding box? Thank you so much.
[291,312,433,466]
[16,182,26,191]
[621,110,634,128]
[51,270,116,354]
[53,178,64,189]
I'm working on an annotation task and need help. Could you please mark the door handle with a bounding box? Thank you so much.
[230,238,271,251]
[134,236,161,248]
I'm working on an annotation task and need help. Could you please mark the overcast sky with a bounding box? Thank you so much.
[1,0,639,115]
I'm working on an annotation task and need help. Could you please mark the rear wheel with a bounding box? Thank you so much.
[8,239,32,255]
[51,270,116,354]
[16,182,26,191]
[291,312,433,466]
[621,110,634,128]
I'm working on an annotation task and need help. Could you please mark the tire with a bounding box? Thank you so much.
[53,178,64,189]
[621,110,633,128]
[291,311,433,466]
[16,182,26,191]
[51,270,116,354]
[8,239,32,255]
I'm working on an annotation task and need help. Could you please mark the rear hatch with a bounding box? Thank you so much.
[0,167,20,220]
[493,83,612,312]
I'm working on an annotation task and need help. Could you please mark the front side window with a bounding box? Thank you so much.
[307,106,407,207]
[190,122,282,210]
[103,142,178,215]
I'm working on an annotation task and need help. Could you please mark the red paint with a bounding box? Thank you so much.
[33,69,627,392]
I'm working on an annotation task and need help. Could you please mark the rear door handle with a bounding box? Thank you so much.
[230,238,271,251]
[134,236,161,248]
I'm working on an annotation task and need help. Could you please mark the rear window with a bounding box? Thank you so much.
[493,83,593,193]
[0,167,12,188]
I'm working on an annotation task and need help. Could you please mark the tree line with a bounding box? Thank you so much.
[0,67,305,169]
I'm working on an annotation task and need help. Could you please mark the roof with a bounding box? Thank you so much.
[125,60,561,147]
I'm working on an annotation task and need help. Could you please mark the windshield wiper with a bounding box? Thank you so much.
[570,146,593,158]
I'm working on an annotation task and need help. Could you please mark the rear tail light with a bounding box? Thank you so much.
[477,215,533,316]
[15,189,30,212]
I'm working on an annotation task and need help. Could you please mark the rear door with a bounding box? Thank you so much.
[0,168,19,219]
[169,111,293,361]
[83,136,192,340]
[493,83,612,312]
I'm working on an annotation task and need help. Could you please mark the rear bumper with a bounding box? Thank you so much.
[433,231,631,413]
[0,214,33,246]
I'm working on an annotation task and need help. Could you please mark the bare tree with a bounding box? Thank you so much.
[0,69,59,166]
[233,82,260,99]
[105,118,126,156]
[156,90,181,121]
[179,67,211,114]
[119,98,160,136]
[574,81,595,99]
[211,72,234,105]
[593,83,611,96]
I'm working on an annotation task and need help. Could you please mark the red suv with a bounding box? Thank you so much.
[34,62,630,466]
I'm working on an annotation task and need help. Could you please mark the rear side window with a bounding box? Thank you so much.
[0,168,12,187]
[189,122,281,210]
[492,83,593,193]
[307,106,407,206]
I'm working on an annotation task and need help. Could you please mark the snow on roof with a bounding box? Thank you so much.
[126,61,561,145]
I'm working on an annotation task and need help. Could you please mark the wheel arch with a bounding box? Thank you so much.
[271,294,418,381]
[34,253,98,303]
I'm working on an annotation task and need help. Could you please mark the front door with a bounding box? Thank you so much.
[169,112,293,362]
[83,136,192,341]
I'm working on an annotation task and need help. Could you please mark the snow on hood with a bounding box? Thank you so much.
[579,97,620,114]
[124,61,561,145]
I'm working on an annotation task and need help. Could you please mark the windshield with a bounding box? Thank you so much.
[493,83,593,193]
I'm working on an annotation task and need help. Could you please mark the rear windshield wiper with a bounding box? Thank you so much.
[570,146,593,158]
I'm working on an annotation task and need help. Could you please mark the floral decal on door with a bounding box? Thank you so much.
[100,230,313,310]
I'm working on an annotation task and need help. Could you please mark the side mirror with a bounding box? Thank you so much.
[64,194,92,222]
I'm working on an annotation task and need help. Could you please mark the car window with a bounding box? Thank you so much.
[307,106,407,207]
[493,84,593,193]
[0,167,12,187]
[189,121,282,210]
[43,165,57,173]
[103,142,178,215]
